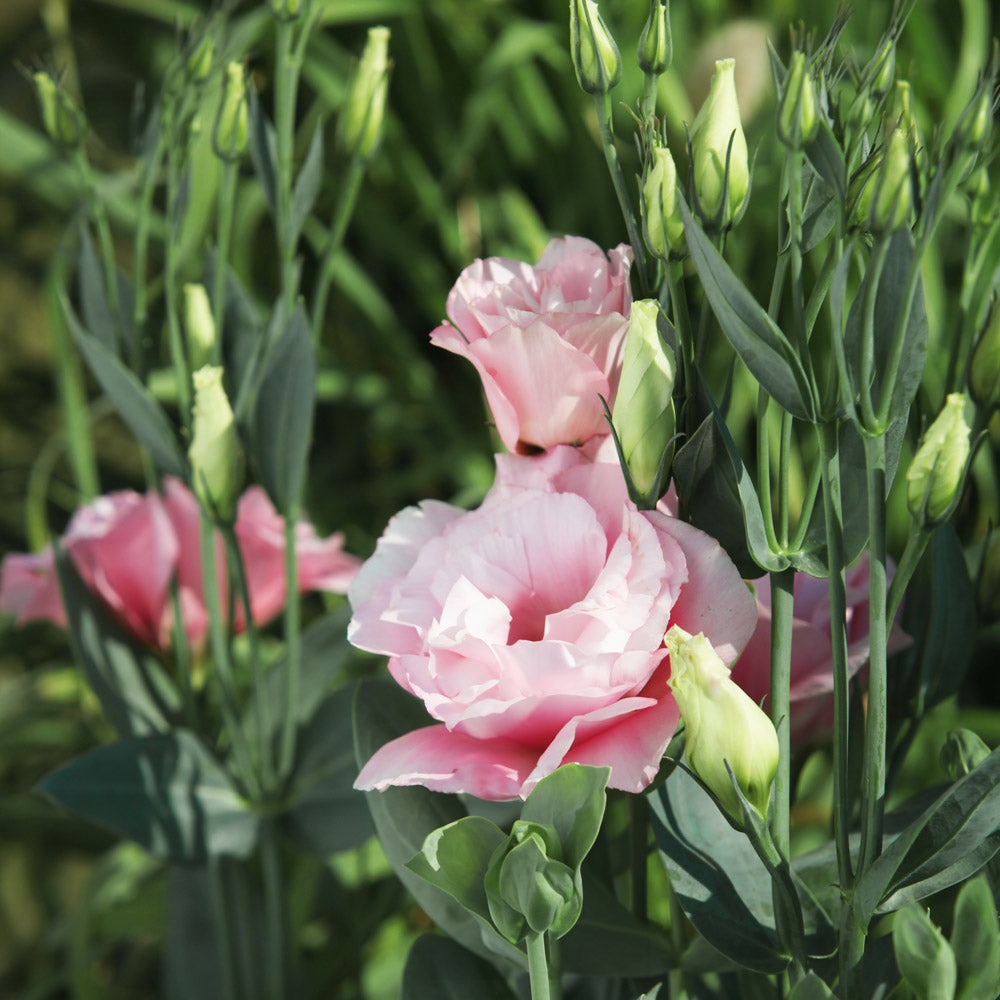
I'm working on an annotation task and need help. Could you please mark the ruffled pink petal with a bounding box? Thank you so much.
[354,724,539,800]
[0,547,66,628]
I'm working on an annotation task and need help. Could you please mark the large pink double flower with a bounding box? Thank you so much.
[430,236,632,454]
[350,448,757,800]
[0,478,360,652]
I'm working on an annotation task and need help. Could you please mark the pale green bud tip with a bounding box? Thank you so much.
[268,0,303,20]
[778,51,818,147]
[33,71,83,147]
[961,85,994,152]
[665,625,778,820]
[638,0,671,77]
[570,0,621,95]
[340,26,391,160]
[871,128,912,232]
[642,144,685,259]
[870,38,895,97]
[189,365,244,522]
[611,299,676,500]
[690,59,750,226]
[906,393,971,523]
[183,284,215,371]
[186,32,214,82]
[214,61,248,158]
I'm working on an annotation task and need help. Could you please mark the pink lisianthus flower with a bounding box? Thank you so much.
[0,477,360,652]
[350,450,757,800]
[728,556,911,748]
[430,236,633,454]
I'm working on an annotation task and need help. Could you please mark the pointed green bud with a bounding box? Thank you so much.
[641,144,685,260]
[186,30,214,83]
[906,393,971,524]
[870,127,912,232]
[611,300,676,502]
[970,297,1000,409]
[268,0,303,21]
[569,0,621,95]
[183,284,215,372]
[33,70,84,148]
[690,59,749,227]
[189,366,244,523]
[777,51,818,147]
[940,728,991,780]
[638,0,672,77]
[213,61,249,160]
[665,625,778,822]
[869,38,895,98]
[959,82,994,153]
[338,26,391,161]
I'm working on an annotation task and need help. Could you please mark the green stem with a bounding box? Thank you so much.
[212,160,239,365]
[278,508,302,779]
[639,72,658,122]
[208,857,242,1000]
[858,235,893,432]
[666,261,694,403]
[886,526,930,625]
[787,454,822,554]
[778,411,793,547]
[787,149,808,361]
[311,156,366,347]
[167,577,198,727]
[274,17,301,317]
[526,932,553,1000]
[817,420,854,889]
[261,822,288,1000]
[132,129,167,377]
[804,238,842,339]
[164,156,192,420]
[594,92,648,292]
[629,795,649,921]
[769,567,795,860]
[858,432,889,874]
[756,391,781,554]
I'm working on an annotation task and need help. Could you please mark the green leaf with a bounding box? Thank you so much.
[893,903,957,1000]
[650,766,787,974]
[54,546,181,738]
[282,686,373,856]
[854,746,1000,921]
[39,730,259,863]
[248,90,278,216]
[77,224,117,353]
[247,307,315,515]
[800,170,838,254]
[788,972,837,1000]
[408,816,507,924]
[401,935,517,1000]
[290,125,324,244]
[680,198,816,422]
[352,679,526,974]
[804,118,846,201]
[64,295,187,478]
[520,764,609,869]
[952,875,1000,1000]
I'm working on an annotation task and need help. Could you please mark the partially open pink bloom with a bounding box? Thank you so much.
[0,478,361,652]
[350,456,756,800]
[430,236,633,454]
[729,557,910,748]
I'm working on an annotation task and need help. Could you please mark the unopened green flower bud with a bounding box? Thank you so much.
[940,729,991,780]
[186,31,214,82]
[268,0,303,21]
[906,392,971,523]
[665,625,778,821]
[183,283,215,371]
[638,0,672,77]
[848,150,881,231]
[189,366,244,523]
[213,61,249,160]
[338,26,391,161]
[33,70,84,148]
[959,83,994,153]
[968,166,993,228]
[611,300,676,502]
[869,38,895,98]
[641,144,685,260]
[777,51,818,147]
[886,80,920,148]
[970,298,1000,409]
[690,58,749,227]
[870,127,912,232]
[569,0,621,95]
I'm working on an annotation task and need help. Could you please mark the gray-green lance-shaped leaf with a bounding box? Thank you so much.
[248,90,277,216]
[788,972,837,1000]
[77,223,117,353]
[248,306,315,515]
[55,546,181,738]
[893,903,957,1000]
[39,729,259,863]
[680,198,816,421]
[804,118,846,201]
[407,816,508,925]
[64,295,187,478]
[952,875,1000,1000]
[843,228,928,424]
[290,125,324,244]
[401,935,517,1000]
[281,685,373,856]
[854,745,1000,922]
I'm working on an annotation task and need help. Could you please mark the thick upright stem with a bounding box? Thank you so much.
[769,566,795,859]
[212,160,239,366]
[526,932,553,1000]
[278,509,302,779]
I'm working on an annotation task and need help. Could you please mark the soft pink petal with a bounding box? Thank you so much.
[0,548,66,628]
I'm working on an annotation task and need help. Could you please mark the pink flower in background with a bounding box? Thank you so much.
[728,557,910,748]
[430,236,633,454]
[0,478,361,652]
[350,454,756,800]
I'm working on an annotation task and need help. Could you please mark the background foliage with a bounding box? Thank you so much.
[0,0,997,996]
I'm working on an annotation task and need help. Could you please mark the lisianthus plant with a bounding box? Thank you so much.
[2,0,1000,998]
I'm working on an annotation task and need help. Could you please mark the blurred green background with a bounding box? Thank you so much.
[0,0,995,996]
